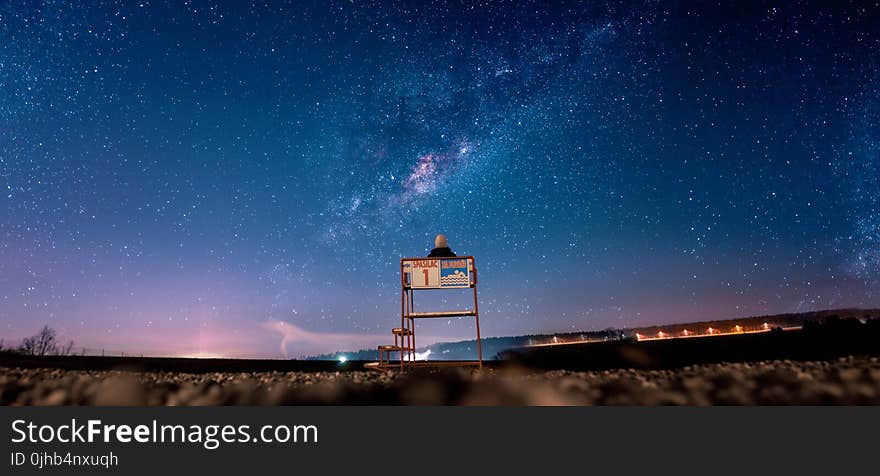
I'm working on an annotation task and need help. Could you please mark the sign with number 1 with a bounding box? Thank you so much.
[407,259,440,288]
[403,258,472,289]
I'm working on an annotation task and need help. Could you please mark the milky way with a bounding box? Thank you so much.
[836,73,880,289]
[1,1,879,358]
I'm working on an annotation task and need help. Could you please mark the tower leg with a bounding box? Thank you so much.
[473,285,482,368]
[400,289,406,370]
[409,291,416,363]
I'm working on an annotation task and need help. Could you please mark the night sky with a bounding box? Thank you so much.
[2,1,879,358]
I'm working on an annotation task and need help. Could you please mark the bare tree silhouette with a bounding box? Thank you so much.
[18,325,73,356]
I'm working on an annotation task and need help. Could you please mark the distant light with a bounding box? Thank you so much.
[338,356,348,363]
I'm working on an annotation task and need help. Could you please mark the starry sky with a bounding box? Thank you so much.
[2,1,879,358]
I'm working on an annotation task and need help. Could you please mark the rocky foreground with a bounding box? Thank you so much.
[3,356,880,405]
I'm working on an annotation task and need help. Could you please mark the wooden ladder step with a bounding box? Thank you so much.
[405,310,476,318]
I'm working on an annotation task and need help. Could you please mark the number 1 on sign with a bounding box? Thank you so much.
[406,259,440,288]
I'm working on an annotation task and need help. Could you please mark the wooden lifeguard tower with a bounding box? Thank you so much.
[370,256,482,370]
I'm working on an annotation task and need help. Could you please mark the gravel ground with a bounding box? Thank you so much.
[3,356,880,405]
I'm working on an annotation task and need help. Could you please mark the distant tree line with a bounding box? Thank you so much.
[0,325,75,356]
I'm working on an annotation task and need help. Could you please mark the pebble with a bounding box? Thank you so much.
[2,355,880,405]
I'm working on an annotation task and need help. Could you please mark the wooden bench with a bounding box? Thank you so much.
[377,344,403,366]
